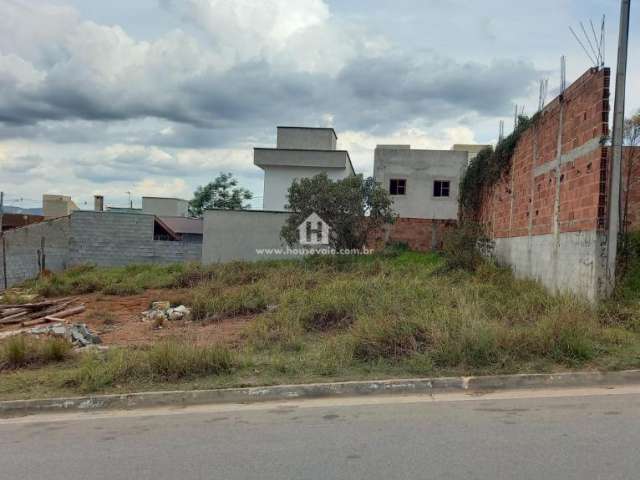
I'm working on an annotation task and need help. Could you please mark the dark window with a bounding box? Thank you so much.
[433,180,450,197]
[389,179,406,195]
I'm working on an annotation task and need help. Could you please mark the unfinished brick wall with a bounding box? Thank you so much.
[476,67,611,300]
[479,67,610,238]
[367,218,456,252]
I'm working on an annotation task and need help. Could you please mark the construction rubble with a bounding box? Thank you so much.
[142,301,191,325]
[0,296,101,346]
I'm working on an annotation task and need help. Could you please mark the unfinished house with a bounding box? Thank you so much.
[254,126,355,210]
[370,145,468,251]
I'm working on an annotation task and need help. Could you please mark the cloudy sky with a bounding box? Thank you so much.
[1,0,638,210]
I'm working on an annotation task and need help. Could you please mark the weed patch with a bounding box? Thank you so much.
[1,336,73,370]
[73,341,234,392]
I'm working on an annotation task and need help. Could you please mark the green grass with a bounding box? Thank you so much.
[2,250,640,400]
[24,263,191,297]
[72,341,234,393]
[1,336,73,370]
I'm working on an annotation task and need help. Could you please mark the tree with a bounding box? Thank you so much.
[280,173,396,250]
[622,111,640,235]
[189,173,253,216]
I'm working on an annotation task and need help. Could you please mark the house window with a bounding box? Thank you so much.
[389,179,407,195]
[433,180,450,198]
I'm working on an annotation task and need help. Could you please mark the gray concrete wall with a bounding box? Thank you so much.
[276,127,337,150]
[203,209,292,263]
[142,197,189,217]
[373,147,467,220]
[493,231,608,302]
[0,217,71,289]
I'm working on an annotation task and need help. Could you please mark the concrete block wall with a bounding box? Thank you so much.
[69,211,155,266]
[477,67,611,300]
[0,211,201,290]
[0,217,71,289]
[368,218,456,252]
[69,211,201,266]
[152,240,202,264]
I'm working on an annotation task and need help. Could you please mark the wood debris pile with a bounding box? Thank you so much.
[0,297,86,338]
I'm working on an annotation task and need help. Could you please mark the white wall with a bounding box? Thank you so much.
[262,166,352,211]
[374,147,467,220]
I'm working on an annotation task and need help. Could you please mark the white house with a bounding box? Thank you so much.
[254,126,355,211]
[373,145,468,220]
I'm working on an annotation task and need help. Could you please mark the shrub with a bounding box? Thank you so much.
[3,336,27,367]
[280,173,395,250]
[440,222,494,272]
[40,337,73,362]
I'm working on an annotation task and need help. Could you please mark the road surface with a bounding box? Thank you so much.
[2,386,640,479]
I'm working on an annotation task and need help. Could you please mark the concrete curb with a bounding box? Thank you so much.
[2,369,640,417]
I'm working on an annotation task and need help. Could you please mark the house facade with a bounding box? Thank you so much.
[373,145,468,220]
[254,127,355,211]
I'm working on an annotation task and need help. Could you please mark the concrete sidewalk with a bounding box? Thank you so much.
[2,369,640,417]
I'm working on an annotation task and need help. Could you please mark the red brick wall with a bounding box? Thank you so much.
[368,218,456,252]
[478,68,610,239]
[622,146,640,232]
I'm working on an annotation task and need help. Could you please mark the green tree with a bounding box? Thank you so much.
[280,173,396,250]
[189,173,253,216]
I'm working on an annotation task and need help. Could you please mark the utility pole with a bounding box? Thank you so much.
[607,0,632,290]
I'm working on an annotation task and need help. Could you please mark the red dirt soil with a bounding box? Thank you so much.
[35,289,250,347]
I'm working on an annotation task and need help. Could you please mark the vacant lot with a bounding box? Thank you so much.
[1,246,640,400]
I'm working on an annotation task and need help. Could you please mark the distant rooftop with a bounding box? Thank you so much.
[277,126,337,139]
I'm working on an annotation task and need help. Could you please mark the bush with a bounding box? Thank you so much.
[441,222,494,272]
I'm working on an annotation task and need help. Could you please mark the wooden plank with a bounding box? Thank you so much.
[0,297,73,310]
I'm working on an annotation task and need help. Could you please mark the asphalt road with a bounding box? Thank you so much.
[2,386,640,480]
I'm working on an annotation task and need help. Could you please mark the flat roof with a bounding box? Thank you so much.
[141,196,188,202]
[277,126,338,139]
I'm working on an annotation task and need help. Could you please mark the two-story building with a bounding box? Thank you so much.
[254,127,355,211]
[373,145,468,220]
